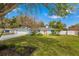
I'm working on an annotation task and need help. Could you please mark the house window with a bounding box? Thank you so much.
[4,30,10,32]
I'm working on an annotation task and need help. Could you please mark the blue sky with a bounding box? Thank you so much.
[5,4,79,27]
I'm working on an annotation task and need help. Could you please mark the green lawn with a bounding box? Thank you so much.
[0,35,79,56]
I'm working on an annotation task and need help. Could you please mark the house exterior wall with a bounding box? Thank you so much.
[59,30,78,35]
[13,28,32,34]
[67,31,77,35]
[39,31,45,34]
[15,30,31,34]
[58,31,67,35]
[39,30,78,35]
[40,30,52,35]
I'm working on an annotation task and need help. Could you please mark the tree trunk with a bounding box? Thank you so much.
[0,17,5,37]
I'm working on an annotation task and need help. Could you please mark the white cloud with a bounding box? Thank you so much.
[48,15,62,19]
[12,8,21,12]
[66,10,69,12]
[12,9,17,12]
[66,9,72,13]
[44,13,62,19]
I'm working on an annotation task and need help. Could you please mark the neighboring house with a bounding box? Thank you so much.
[3,27,32,35]
[69,25,79,31]
[37,25,52,35]
[3,29,15,34]
[68,25,79,35]
[13,27,32,34]
[37,28,52,35]
[59,25,79,35]
[58,30,78,35]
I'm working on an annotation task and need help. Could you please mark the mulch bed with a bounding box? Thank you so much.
[0,44,37,56]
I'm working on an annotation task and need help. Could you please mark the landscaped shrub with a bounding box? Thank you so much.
[0,44,37,56]
[30,31,36,36]
[36,33,43,36]
[51,30,60,36]
[16,46,37,56]
[0,44,8,50]
[30,32,43,36]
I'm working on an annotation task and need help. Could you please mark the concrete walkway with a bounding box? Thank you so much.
[0,33,27,40]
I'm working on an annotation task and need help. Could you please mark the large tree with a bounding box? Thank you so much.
[11,15,44,29]
[49,20,66,30]
[49,20,66,34]
[0,3,17,37]
[24,3,75,17]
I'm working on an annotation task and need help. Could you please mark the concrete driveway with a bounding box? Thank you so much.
[0,32,27,40]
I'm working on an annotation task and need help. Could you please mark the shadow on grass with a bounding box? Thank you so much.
[0,44,37,56]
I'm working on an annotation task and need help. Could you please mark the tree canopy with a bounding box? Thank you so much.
[0,3,76,18]
[23,3,75,17]
[49,20,66,30]
[0,3,17,17]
